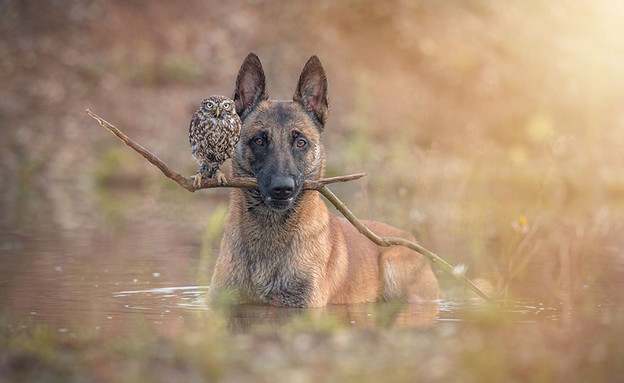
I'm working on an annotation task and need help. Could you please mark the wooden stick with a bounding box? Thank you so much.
[87,109,493,301]
[318,185,492,301]
[86,109,366,192]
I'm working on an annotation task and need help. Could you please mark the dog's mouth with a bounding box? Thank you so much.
[256,175,303,212]
[262,196,296,211]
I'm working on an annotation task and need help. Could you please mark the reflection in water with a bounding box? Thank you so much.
[112,285,441,331]
[0,219,614,336]
[110,285,574,334]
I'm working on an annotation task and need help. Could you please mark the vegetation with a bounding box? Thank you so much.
[1,0,623,382]
[2,303,624,382]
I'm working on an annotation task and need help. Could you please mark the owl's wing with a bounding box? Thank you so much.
[189,109,208,160]
[189,111,201,135]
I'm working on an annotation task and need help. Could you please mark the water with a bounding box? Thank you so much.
[2,186,623,382]
[0,221,205,333]
[0,220,579,334]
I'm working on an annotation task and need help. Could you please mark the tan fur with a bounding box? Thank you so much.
[210,188,440,307]
[207,53,439,307]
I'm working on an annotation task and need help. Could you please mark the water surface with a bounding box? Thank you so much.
[1,214,616,334]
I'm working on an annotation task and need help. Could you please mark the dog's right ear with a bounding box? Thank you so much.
[234,53,268,121]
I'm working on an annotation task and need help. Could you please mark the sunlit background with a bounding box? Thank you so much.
[1,1,624,381]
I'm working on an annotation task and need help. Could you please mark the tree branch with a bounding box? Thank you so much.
[87,109,493,301]
[318,186,492,301]
[86,109,365,191]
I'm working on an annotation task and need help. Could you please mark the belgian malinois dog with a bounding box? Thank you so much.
[208,53,439,307]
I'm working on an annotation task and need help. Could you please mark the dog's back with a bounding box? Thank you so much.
[208,53,439,307]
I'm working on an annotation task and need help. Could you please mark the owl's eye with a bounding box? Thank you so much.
[296,138,307,148]
[222,102,231,110]
[205,101,215,108]
[254,137,265,146]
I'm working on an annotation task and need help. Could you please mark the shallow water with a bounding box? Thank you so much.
[0,219,604,335]
[2,183,623,382]
[1,180,622,337]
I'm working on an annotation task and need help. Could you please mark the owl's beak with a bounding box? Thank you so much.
[215,108,221,117]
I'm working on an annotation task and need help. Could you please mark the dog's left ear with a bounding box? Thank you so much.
[293,56,329,129]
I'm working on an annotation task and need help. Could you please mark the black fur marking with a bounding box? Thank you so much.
[272,103,294,127]
[270,274,312,307]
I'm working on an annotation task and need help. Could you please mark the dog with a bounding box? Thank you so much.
[208,53,439,307]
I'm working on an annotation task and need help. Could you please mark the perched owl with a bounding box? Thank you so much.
[189,95,241,187]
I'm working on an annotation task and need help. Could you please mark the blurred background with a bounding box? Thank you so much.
[1,0,624,320]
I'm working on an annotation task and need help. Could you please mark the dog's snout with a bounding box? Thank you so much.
[269,176,295,200]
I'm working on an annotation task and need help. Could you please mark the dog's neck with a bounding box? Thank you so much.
[230,188,324,249]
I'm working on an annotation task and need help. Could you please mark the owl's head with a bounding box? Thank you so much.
[201,95,235,118]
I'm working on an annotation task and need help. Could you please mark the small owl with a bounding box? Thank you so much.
[189,95,241,187]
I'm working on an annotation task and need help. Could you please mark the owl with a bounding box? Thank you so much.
[189,95,241,187]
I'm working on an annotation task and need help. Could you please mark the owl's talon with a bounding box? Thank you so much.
[194,164,211,189]
[193,173,203,189]
[214,169,227,186]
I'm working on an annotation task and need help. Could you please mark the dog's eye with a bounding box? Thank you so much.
[296,138,307,148]
[254,137,265,146]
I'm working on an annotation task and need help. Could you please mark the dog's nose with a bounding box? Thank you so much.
[269,176,295,200]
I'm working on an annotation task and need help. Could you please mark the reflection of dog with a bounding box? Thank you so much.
[208,53,439,307]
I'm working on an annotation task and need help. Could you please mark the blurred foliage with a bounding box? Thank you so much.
[94,146,147,188]
[2,306,624,383]
[196,204,228,286]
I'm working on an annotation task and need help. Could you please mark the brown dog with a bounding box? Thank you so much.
[208,53,439,307]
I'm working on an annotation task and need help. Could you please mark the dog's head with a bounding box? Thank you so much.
[232,53,329,212]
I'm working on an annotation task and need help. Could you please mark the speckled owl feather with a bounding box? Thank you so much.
[189,95,241,187]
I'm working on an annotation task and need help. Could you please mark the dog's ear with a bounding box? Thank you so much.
[293,56,329,129]
[234,53,268,121]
